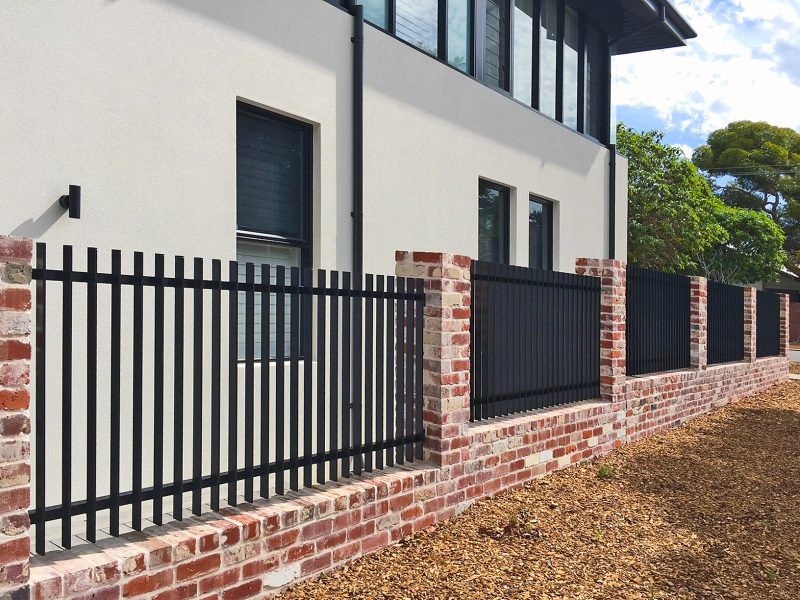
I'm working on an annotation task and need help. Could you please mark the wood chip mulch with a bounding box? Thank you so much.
[788,362,800,375]
[281,382,800,599]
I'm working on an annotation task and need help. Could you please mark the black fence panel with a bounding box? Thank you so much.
[30,243,425,555]
[756,290,781,357]
[626,266,691,376]
[707,281,744,365]
[470,261,600,422]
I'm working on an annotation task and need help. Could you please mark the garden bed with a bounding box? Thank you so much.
[282,381,800,599]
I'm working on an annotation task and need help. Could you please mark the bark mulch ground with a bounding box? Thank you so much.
[281,381,800,599]
[788,361,800,375]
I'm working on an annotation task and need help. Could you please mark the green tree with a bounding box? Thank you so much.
[618,123,785,283]
[617,123,725,272]
[695,204,785,284]
[692,120,800,276]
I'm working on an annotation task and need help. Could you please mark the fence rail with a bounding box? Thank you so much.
[756,290,781,357]
[626,266,691,376]
[707,281,745,365]
[470,261,600,421]
[31,243,425,555]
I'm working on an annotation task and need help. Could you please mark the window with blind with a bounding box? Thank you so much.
[236,102,312,359]
[484,0,509,91]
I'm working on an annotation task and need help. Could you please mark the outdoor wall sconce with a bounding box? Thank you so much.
[58,185,81,219]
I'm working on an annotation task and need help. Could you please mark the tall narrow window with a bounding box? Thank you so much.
[529,197,553,270]
[585,24,607,140]
[512,0,535,105]
[236,102,312,358]
[448,0,473,73]
[563,4,579,129]
[357,0,390,29]
[396,0,438,55]
[479,180,510,264]
[484,0,509,90]
[539,0,558,118]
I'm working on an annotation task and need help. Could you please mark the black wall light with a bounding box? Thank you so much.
[59,185,81,219]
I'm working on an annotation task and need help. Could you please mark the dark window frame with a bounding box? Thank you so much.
[334,0,611,144]
[236,101,314,270]
[478,179,511,265]
[528,196,554,270]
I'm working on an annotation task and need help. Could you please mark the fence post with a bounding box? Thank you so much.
[395,252,471,472]
[689,276,708,370]
[575,258,626,403]
[780,293,790,357]
[0,236,33,599]
[744,288,757,362]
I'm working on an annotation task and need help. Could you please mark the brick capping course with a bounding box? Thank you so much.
[0,242,789,599]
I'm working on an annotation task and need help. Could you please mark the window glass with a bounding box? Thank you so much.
[484,0,509,90]
[563,5,579,129]
[539,0,558,118]
[448,0,472,73]
[396,0,438,55]
[529,198,553,270]
[585,24,606,139]
[512,0,534,105]
[236,106,308,241]
[357,0,390,29]
[236,240,299,359]
[479,180,510,264]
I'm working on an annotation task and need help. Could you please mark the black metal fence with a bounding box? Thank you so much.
[756,290,781,357]
[30,243,425,555]
[470,261,600,421]
[707,281,745,365]
[626,266,691,376]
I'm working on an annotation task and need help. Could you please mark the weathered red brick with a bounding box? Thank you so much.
[221,579,262,600]
[0,486,30,513]
[0,288,31,311]
[300,552,332,576]
[152,582,198,600]
[199,566,239,594]
[0,237,32,262]
[175,553,221,581]
[122,569,173,597]
[0,388,29,411]
[0,340,30,361]
[241,555,278,579]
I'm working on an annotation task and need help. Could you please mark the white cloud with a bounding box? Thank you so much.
[614,0,800,148]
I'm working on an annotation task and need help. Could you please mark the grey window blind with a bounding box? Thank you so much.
[236,106,307,240]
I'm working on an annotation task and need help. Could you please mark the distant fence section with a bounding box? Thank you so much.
[707,281,745,365]
[30,243,425,555]
[756,290,781,357]
[626,266,691,377]
[470,261,600,422]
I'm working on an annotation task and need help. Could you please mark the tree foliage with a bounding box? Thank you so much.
[692,120,800,276]
[618,123,785,283]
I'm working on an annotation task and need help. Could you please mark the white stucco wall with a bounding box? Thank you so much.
[0,0,626,273]
[1,0,630,547]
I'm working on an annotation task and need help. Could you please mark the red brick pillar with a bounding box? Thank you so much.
[744,288,757,362]
[395,252,471,472]
[690,276,708,370]
[575,259,626,403]
[780,293,790,357]
[0,236,33,598]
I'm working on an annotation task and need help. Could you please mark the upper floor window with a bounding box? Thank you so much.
[397,0,438,55]
[478,180,510,264]
[351,0,610,141]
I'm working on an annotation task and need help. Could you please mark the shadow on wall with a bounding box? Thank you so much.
[157,0,604,179]
[12,200,65,239]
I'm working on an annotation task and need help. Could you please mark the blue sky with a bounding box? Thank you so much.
[615,0,800,157]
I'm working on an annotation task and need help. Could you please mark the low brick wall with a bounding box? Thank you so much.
[0,243,789,600]
[28,356,787,600]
